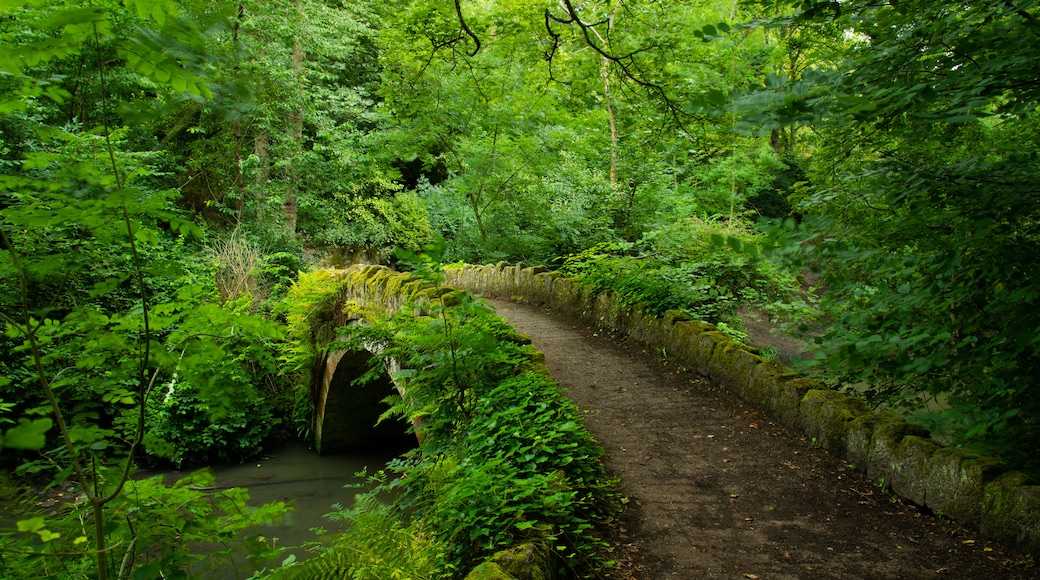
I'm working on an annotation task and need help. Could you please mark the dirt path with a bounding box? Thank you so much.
[487,299,1034,580]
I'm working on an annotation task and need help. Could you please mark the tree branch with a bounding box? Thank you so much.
[454,0,481,57]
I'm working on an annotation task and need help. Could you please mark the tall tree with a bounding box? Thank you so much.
[0,3,301,577]
[742,0,1040,470]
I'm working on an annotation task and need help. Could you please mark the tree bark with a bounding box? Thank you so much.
[601,55,619,186]
[285,3,305,233]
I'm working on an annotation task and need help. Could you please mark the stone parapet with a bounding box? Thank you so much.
[444,263,1040,555]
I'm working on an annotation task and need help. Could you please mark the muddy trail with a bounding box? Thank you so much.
[487,299,1035,580]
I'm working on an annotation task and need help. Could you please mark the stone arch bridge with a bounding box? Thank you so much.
[301,263,1039,553]
[305,266,455,454]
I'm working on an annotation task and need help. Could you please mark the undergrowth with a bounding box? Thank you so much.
[276,257,621,578]
[344,290,618,577]
[558,220,803,341]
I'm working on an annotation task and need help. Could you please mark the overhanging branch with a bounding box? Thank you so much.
[454,0,481,57]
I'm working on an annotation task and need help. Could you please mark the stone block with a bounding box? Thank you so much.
[924,446,1008,525]
[978,480,1040,552]
[887,435,943,506]
[799,389,870,458]
[842,411,903,473]
[591,290,622,330]
[865,419,931,483]
[707,340,762,395]
[664,319,712,371]
[464,539,558,580]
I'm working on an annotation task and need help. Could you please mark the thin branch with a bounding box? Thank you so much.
[0,541,126,558]
[544,2,703,137]
[453,0,480,57]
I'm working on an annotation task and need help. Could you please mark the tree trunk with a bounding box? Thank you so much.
[232,3,246,223]
[601,55,618,187]
[284,3,305,233]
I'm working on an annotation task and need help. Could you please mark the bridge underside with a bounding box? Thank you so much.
[315,349,412,455]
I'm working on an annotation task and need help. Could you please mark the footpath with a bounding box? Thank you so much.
[488,299,1034,579]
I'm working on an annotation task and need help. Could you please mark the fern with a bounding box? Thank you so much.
[377,393,407,426]
[275,495,444,580]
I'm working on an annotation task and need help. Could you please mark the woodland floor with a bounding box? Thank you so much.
[487,299,1036,580]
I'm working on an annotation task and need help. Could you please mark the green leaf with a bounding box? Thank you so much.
[39,7,106,28]
[3,417,53,450]
[17,517,46,533]
[151,2,167,26]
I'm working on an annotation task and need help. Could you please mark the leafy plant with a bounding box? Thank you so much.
[274,494,445,580]
[1,468,289,579]
[0,2,291,577]
[147,381,276,468]
[559,219,801,332]
[330,259,619,577]
[743,0,1040,475]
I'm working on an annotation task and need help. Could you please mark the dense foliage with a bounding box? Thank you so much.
[0,2,294,576]
[559,219,801,341]
[738,0,1040,473]
[333,283,618,577]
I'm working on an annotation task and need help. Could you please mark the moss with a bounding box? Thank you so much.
[592,290,621,330]
[666,321,705,370]
[741,361,803,427]
[707,342,763,394]
[980,473,1040,551]
[485,541,555,580]
[465,562,516,580]
[531,272,556,306]
[799,389,871,457]
[844,411,903,474]
[865,419,932,489]
[550,277,578,317]
[684,330,726,377]
[887,435,943,505]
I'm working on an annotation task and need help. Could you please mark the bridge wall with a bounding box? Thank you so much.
[445,262,1040,555]
[301,267,457,454]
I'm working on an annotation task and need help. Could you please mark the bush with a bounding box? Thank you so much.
[147,383,275,468]
[559,219,800,330]
[337,285,618,577]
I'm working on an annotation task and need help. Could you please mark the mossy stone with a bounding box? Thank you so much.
[465,562,516,580]
[488,541,555,580]
[844,411,903,474]
[799,389,870,457]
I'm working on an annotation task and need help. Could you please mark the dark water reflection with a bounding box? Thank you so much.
[144,439,408,578]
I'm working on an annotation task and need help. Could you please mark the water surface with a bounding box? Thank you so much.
[151,439,408,578]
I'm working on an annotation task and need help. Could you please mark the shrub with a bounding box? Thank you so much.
[147,383,276,468]
[559,219,800,328]
[336,284,618,577]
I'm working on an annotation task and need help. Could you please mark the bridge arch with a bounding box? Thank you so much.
[314,344,411,455]
[299,266,457,454]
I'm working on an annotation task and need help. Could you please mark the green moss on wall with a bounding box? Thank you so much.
[465,562,516,580]
[464,541,556,580]
[799,389,870,457]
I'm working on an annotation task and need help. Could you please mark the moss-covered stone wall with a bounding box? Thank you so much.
[443,262,1040,555]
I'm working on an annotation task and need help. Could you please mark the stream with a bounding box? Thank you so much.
[144,439,408,578]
